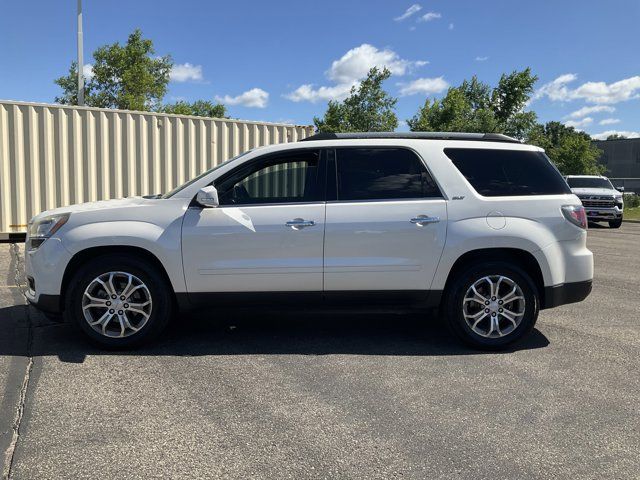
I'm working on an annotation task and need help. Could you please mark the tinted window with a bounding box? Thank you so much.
[217,150,321,205]
[566,177,613,189]
[335,148,440,201]
[444,148,571,196]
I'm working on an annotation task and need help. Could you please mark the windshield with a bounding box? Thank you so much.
[161,150,253,198]
[566,177,614,189]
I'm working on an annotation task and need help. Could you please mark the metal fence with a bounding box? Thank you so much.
[0,100,314,235]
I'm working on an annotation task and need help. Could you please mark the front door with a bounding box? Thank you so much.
[323,147,447,292]
[181,149,326,293]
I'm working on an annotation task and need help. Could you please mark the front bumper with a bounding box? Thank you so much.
[542,279,592,309]
[24,237,72,313]
[27,293,62,313]
[585,206,622,221]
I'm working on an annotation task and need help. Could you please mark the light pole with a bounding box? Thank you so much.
[77,0,84,106]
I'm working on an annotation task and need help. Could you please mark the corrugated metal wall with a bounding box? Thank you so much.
[0,100,315,234]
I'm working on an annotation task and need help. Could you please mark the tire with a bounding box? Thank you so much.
[63,254,173,348]
[444,261,539,350]
[609,218,622,228]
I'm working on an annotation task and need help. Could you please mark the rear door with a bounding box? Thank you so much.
[323,147,447,292]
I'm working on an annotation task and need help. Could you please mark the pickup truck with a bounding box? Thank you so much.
[566,175,624,228]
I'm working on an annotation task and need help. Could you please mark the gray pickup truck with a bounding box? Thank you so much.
[566,175,624,228]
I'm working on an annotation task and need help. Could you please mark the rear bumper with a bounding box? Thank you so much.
[542,280,592,309]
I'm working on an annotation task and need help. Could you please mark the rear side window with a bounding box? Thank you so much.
[335,147,441,201]
[444,148,571,196]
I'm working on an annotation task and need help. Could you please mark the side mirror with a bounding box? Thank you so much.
[617,186,625,192]
[196,185,219,208]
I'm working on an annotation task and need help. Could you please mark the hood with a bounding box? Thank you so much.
[31,197,157,221]
[570,187,619,196]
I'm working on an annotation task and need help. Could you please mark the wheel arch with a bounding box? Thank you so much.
[442,248,545,306]
[60,245,176,310]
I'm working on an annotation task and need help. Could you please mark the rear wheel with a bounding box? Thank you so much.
[609,218,622,228]
[64,254,173,348]
[444,262,539,349]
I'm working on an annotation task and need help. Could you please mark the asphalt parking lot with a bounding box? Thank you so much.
[1,223,639,480]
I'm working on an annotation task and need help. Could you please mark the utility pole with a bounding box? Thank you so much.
[77,0,85,106]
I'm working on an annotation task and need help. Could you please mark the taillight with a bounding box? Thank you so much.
[562,205,588,229]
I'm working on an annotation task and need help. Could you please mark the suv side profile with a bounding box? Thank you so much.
[566,175,624,228]
[25,132,593,349]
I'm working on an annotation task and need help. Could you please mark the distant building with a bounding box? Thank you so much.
[593,137,640,191]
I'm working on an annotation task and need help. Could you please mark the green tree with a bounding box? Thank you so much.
[606,133,626,140]
[407,69,538,139]
[55,29,172,111]
[314,67,398,132]
[527,121,605,175]
[159,100,227,118]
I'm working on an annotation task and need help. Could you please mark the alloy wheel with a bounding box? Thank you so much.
[81,271,153,338]
[462,275,526,338]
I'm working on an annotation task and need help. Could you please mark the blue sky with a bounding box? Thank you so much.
[1,0,639,138]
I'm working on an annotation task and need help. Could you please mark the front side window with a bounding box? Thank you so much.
[216,150,321,205]
[335,148,441,201]
[445,148,572,197]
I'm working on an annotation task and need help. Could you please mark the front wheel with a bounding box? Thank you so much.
[444,262,539,350]
[609,218,622,228]
[64,254,173,348]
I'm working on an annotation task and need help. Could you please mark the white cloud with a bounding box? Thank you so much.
[82,64,94,79]
[599,118,620,125]
[170,63,204,82]
[591,130,640,140]
[285,44,427,103]
[398,77,449,96]
[395,4,422,21]
[419,12,441,22]
[565,105,615,119]
[475,56,489,62]
[327,44,427,84]
[448,23,454,30]
[534,73,578,101]
[574,77,640,103]
[564,117,593,129]
[215,88,269,108]
[536,74,640,104]
[284,83,354,103]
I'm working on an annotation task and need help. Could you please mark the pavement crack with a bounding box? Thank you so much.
[3,244,33,480]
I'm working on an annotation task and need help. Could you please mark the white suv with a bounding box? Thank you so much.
[25,132,593,349]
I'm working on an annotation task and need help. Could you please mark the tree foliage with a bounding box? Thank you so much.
[55,29,172,111]
[527,122,605,175]
[314,67,398,133]
[407,69,538,139]
[158,100,227,118]
[606,133,626,140]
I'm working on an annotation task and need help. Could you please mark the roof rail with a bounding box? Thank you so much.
[300,132,521,144]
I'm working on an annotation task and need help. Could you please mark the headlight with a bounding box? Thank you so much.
[27,213,70,250]
[614,194,623,201]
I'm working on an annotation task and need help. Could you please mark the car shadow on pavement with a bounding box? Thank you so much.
[0,304,550,363]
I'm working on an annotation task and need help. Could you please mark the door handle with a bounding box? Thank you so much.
[410,215,440,226]
[286,218,316,230]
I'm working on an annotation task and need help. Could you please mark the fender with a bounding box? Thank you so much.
[431,216,556,291]
[60,218,187,293]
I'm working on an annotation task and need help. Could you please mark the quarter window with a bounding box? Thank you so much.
[217,150,321,205]
[445,148,571,197]
[335,148,440,201]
